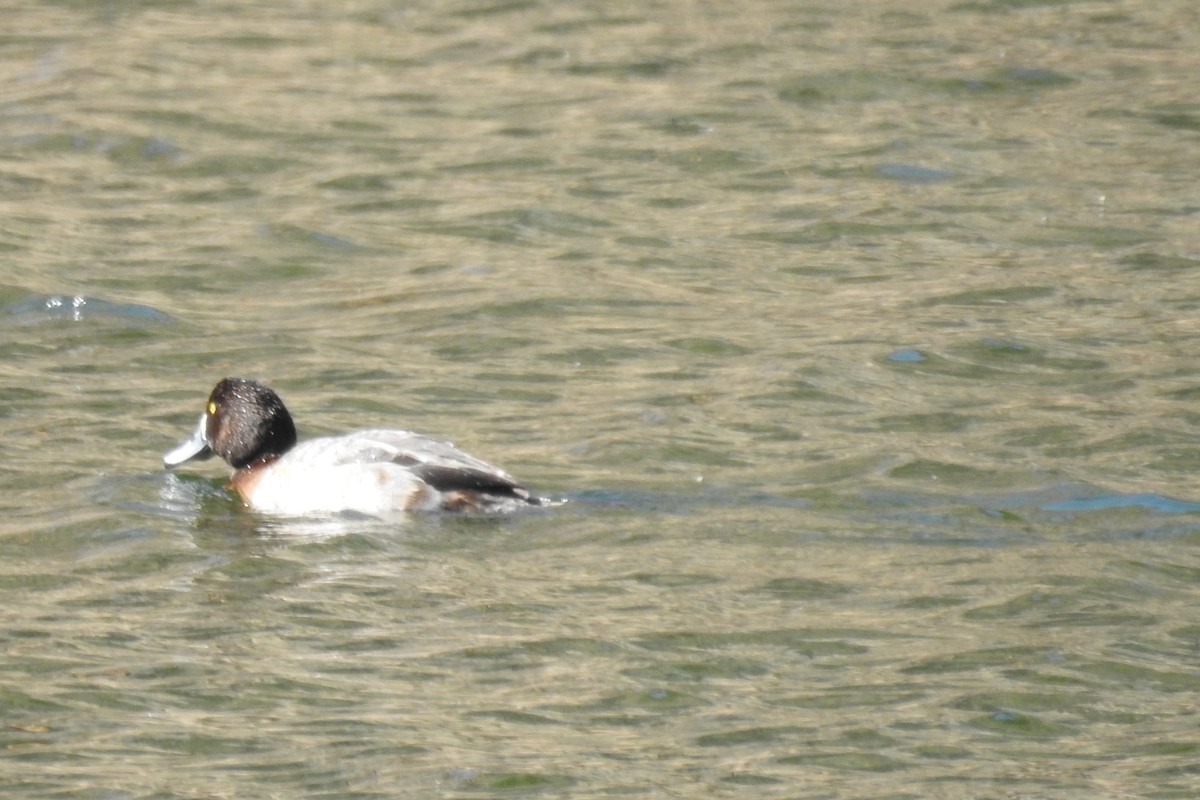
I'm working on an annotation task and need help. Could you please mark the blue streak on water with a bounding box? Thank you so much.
[877,164,955,183]
[887,348,926,363]
[1040,493,1200,514]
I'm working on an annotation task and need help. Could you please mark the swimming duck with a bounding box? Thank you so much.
[164,377,548,515]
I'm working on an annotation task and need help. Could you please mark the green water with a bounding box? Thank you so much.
[2,1,1200,797]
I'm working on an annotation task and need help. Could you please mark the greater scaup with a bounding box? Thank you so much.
[164,377,549,515]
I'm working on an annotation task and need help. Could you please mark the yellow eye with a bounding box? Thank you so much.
[207,401,218,415]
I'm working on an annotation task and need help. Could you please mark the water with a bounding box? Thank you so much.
[3,1,1200,797]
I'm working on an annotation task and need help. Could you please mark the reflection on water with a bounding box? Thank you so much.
[4,293,176,325]
[2,0,1200,797]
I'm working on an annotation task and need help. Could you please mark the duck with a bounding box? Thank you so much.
[163,377,549,515]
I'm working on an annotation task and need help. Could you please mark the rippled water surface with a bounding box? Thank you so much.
[3,1,1200,797]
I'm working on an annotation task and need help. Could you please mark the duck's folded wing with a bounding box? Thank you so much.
[407,463,536,503]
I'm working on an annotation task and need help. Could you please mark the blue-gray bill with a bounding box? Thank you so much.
[163,413,214,467]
